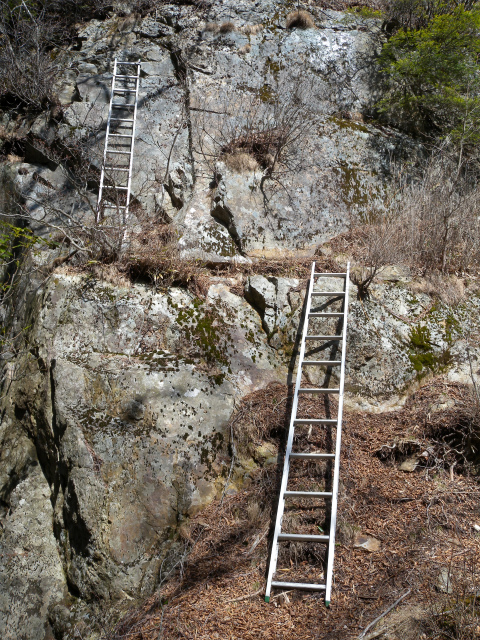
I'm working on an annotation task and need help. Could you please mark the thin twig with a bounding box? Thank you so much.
[225,587,264,603]
[358,589,411,639]
[244,529,268,557]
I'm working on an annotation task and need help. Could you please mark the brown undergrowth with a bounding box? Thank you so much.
[59,243,342,297]
[103,379,480,640]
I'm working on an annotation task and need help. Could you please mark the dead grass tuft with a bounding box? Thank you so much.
[122,222,204,293]
[221,128,286,170]
[88,263,131,289]
[241,23,263,35]
[246,500,264,526]
[219,21,236,33]
[237,43,252,55]
[223,151,259,173]
[227,382,289,453]
[204,22,220,33]
[286,10,315,29]
[411,273,465,306]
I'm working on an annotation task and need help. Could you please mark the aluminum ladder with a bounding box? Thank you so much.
[265,262,350,606]
[96,59,141,224]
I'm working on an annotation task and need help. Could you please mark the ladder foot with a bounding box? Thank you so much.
[265,596,270,603]
[325,600,330,607]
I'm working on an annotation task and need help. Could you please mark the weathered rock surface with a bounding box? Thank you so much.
[1,1,479,638]
[0,463,67,640]
[13,6,420,263]
[0,272,284,637]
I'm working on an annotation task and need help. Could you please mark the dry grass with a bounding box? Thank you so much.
[121,222,205,292]
[351,153,480,278]
[411,274,465,306]
[221,128,286,169]
[219,21,236,33]
[237,43,252,55]
[286,10,315,29]
[204,22,238,35]
[241,23,264,35]
[223,151,259,173]
[204,22,220,33]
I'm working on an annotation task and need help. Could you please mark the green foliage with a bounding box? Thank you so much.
[378,5,480,148]
[0,222,39,262]
[346,6,384,19]
[0,222,43,292]
[408,324,453,377]
[386,0,478,30]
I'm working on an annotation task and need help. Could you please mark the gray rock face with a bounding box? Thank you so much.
[1,273,285,623]
[244,275,299,348]
[345,279,480,410]
[15,6,419,263]
[0,464,66,640]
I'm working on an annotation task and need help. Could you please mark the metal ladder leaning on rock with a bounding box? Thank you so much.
[96,58,141,225]
[265,262,350,606]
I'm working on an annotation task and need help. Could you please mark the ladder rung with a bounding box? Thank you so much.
[112,103,135,107]
[108,133,133,138]
[302,360,341,366]
[106,150,132,154]
[284,491,332,498]
[102,204,127,208]
[278,533,329,542]
[271,581,326,591]
[110,118,134,122]
[305,335,342,340]
[113,89,136,93]
[104,167,129,171]
[314,273,346,277]
[103,186,128,190]
[116,61,141,65]
[294,419,337,425]
[298,388,340,394]
[114,75,138,79]
[311,292,345,296]
[289,453,335,460]
[309,312,344,317]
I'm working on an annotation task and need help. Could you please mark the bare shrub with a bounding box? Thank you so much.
[425,554,480,640]
[192,74,319,193]
[219,21,236,33]
[352,150,480,297]
[286,10,315,29]
[426,381,480,473]
[0,2,67,110]
[349,216,401,298]
[223,151,259,173]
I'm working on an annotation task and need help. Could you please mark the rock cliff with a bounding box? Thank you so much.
[0,2,479,639]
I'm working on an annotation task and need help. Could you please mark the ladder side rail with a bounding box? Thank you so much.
[265,261,316,603]
[324,262,351,606]
[123,61,140,226]
[96,58,117,224]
